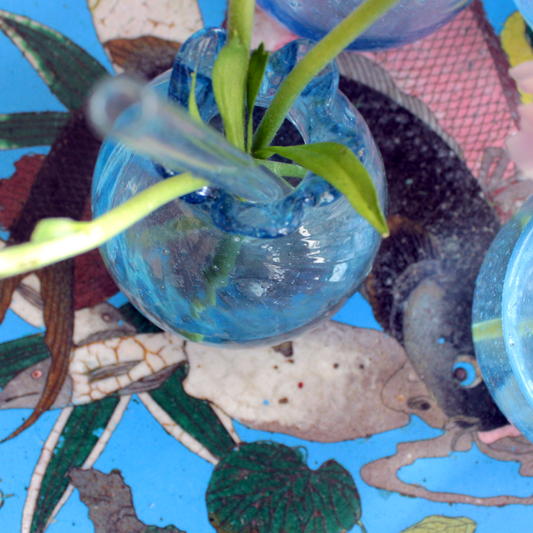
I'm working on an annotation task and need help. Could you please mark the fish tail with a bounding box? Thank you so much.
[0,273,26,318]
[2,261,74,442]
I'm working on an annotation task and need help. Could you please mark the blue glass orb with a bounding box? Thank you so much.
[92,29,386,347]
[257,0,472,51]
[473,196,533,441]
[515,0,533,29]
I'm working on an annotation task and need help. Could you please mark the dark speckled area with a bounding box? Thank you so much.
[339,76,508,431]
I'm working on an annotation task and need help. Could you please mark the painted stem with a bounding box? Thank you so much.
[357,519,368,533]
[252,0,401,152]
[0,173,207,280]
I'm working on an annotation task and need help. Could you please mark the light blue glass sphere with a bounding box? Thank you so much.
[473,196,533,440]
[92,29,386,346]
[257,0,472,51]
[514,0,533,29]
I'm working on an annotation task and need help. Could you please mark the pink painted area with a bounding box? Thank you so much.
[510,60,533,94]
[507,63,533,178]
[366,7,518,183]
[251,5,298,51]
[250,4,529,219]
[478,423,522,444]
[507,106,533,177]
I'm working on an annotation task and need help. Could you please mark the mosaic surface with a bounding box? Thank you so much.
[1,1,533,532]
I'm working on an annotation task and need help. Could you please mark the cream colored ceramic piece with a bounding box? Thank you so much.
[0,331,186,410]
[184,321,410,442]
[88,0,203,54]
[70,332,186,404]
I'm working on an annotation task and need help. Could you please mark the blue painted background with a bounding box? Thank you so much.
[0,1,530,532]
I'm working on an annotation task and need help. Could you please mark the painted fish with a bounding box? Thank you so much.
[337,74,508,431]
[0,109,103,440]
[0,331,185,410]
[184,320,410,443]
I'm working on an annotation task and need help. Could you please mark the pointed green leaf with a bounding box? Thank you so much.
[399,516,477,533]
[0,112,70,150]
[246,43,269,152]
[212,31,248,150]
[0,10,108,110]
[119,303,203,342]
[30,397,120,533]
[206,441,361,533]
[257,142,389,236]
[188,71,203,124]
[0,334,49,389]
[254,158,306,179]
[148,362,236,459]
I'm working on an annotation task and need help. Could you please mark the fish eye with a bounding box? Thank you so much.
[407,397,432,411]
[101,313,113,322]
[452,355,482,388]
[32,370,43,379]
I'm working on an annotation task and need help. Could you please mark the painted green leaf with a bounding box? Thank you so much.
[118,303,162,334]
[206,441,361,533]
[256,142,389,236]
[119,303,203,343]
[399,516,477,533]
[0,10,108,110]
[148,362,236,459]
[30,396,120,533]
[212,31,248,150]
[144,527,187,533]
[0,334,49,389]
[0,112,70,150]
[246,43,269,152]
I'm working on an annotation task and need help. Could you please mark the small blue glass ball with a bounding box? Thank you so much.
[473,195,533,442]
[257,0,472,51]
[514,0,533,30]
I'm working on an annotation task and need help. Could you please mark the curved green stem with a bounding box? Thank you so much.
[252,0,401,152]
[0,173,208,279]
[226,0,255,52]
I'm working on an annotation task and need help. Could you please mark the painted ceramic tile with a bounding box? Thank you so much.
[1,1,533,532]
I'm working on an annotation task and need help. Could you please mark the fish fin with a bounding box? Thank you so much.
[0,274,26,319]
[87,360,140,383]
[118,364,180,395]
[104,36,181,80]
[389,259,442,343]
[2,261,74,442]
[16,279,44,309]
[366,215,441,337]
[76,327,138,347]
